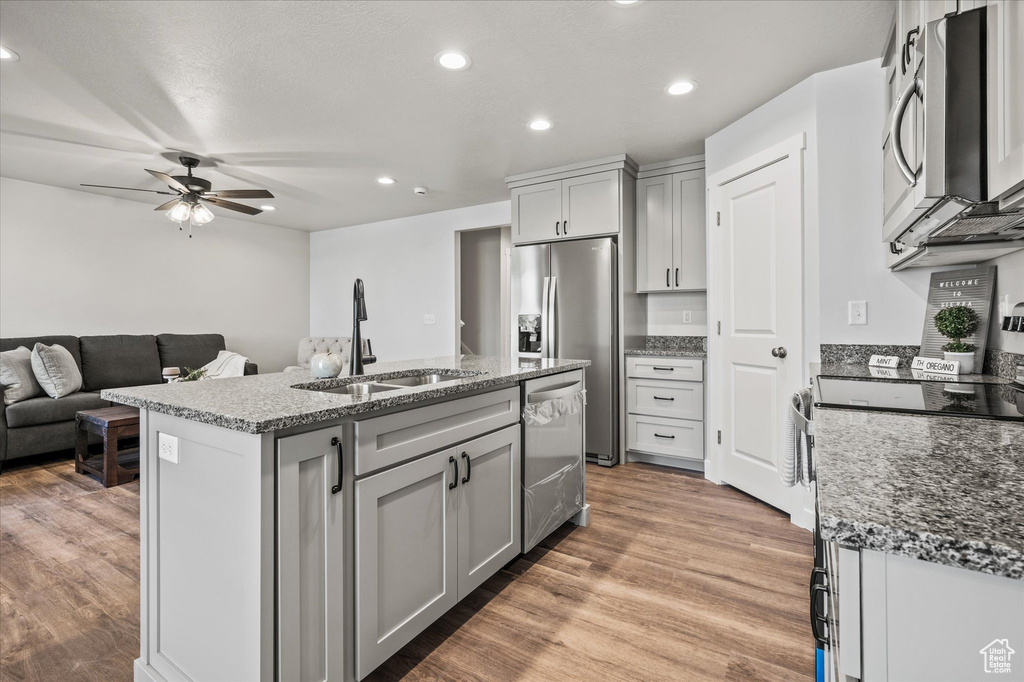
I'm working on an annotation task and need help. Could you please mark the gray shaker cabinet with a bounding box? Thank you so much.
[277,427,346,682]
[354,447,459,680]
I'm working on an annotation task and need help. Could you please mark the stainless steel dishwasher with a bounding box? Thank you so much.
[521,369,586,553]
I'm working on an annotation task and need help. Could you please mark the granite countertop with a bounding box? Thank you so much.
[624,348,706,358]
[102,355,590,435]
[812,365,1024,580]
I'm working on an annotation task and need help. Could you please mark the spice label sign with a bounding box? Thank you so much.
[912,356,960,375]
[921,266,995,361]
[869,355,900,368]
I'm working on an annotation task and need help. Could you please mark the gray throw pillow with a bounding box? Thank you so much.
[31,343,83,398]
[1,346,42,405]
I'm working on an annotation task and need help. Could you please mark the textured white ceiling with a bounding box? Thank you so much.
[0,0,894,232]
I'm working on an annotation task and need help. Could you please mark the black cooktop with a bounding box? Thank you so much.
[815,376,1024,421]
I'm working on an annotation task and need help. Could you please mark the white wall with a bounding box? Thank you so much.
[309,201,510,362]
[646,292,708,336]
[0,177,310,371]
[459,227,503,355]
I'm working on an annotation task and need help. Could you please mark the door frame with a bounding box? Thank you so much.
[705,132,812,528]
[453,225,512,357]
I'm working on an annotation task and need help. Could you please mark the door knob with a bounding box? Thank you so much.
[771,346,788,359]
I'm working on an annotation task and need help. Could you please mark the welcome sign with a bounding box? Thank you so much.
[920,266,996,362]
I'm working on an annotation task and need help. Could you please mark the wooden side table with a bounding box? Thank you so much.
[75,406,141,487]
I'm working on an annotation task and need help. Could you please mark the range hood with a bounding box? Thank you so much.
[890,239,1024,271]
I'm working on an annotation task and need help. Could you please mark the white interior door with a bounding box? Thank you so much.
[713,142,803,515]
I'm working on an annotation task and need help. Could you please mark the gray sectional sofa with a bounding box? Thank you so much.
[0,333,256,464]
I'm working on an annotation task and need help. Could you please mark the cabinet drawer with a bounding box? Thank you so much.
[627,414,704,461]
[354,387,519,476]
[626,356,703,381]
[627,379,703,420]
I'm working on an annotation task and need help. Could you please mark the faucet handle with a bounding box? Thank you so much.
[363,339,376,366]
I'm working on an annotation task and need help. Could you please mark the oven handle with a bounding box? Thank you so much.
[891,77,922,186]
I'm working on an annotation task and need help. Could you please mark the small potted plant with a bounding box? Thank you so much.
[934,306,980,374]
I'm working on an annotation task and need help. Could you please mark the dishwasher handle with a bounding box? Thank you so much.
[527,381,583,404]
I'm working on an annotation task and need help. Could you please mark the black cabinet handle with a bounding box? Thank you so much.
[654,433,675,439]
[675,268,679,287]
[666,268,670,287]
[461,451,471,484]
[555,221,561,236]
[563,220,568,234]
[653,396,675,401]
[902,26,920,76]
[653,366,674,372]
[330,436,343,494]
[449,455,458,490]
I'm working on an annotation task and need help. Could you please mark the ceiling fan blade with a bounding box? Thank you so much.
[145,169,190,194]
[80,183,178,195]
[203,197,262,216]
[205,189,274,199]
[154,198,181,211]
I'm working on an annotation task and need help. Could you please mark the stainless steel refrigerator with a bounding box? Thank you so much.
[512,237,618,464]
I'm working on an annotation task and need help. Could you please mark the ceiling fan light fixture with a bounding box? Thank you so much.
[166,200,192,223]
[191,203,215,225]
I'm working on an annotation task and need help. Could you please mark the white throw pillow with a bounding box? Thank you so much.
[30,343,83,398]
[0,346,42,405]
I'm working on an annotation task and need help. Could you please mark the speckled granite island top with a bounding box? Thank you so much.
[812,367,1024,580]
[101,355,590,435]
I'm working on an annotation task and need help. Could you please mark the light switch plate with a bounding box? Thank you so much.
[158,432,179,464]
[423,314,436,325]
[848,301,867,325]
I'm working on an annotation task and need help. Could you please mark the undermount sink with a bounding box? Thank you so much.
[314,382,399,396]
[377,373,456,387]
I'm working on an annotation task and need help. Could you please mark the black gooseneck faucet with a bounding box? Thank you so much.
[350,278,376,376]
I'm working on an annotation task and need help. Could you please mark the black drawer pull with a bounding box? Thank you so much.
[654,433,675,439]
[449,456,458,490]
[652,366,674,372]
[653,396,675,401]
[330,436,343,494]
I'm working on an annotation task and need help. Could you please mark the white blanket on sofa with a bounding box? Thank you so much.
[200,350,249,379]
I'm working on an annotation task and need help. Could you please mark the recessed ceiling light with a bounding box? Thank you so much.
[377,176,396,185]
[260,205,275,211]
[434,50,471,71]
[529,119,553,131]
[665,80,698,96]
[0,46,20,61]
[609,0,643,6]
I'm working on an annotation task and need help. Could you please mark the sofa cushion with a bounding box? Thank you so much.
[80,335,161,392]
[157,334,226,372]
[1,336,82,374]
[6,391,109,428]
[1,346,42,405]
[31,343,84,398]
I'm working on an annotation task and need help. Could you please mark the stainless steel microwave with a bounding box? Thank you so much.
[882,7,1024,250]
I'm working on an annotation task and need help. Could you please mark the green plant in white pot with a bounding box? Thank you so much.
[934,306,980,374]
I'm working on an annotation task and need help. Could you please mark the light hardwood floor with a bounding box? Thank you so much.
[0,457,813,681]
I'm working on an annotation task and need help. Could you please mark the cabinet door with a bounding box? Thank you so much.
[561,170,621,238]
[636,175,674,292]
[672,169,707,290]
[456,425,521,600]
[988,0,1024,205]
[512,180,562,244]
[277,428,345,682]
[354,449,458,679]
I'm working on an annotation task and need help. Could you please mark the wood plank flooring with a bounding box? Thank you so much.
[0,457,813,681]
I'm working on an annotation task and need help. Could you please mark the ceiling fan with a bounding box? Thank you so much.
[81,155,275,236]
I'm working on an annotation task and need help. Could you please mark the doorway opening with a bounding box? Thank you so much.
[455,225,511,357]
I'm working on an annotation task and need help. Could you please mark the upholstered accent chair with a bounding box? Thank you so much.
[283,337,370,374]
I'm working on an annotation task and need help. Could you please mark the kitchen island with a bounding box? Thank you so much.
[811,365,1023,681]
[102,355,590,682]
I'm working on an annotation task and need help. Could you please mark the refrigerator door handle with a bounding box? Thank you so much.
[548,276,557,358]
[540,276,551,359]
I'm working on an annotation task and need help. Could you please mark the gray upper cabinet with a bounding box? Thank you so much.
[355,447,458,680]
[507,155,637,245]
[636,156,706,293]
[987,0,1024,207]
[277,428,346,682]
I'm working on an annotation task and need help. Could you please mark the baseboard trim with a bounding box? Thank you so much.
[626,451,705,472]
[135,660,169,682]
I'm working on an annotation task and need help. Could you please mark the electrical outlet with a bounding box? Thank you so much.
[423,314,436,325]
[158,432,179,464]
[682,310,692,324]
[848,301,867,325]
